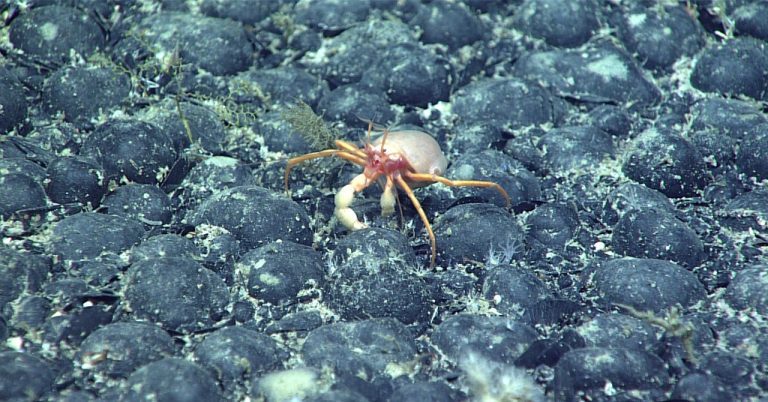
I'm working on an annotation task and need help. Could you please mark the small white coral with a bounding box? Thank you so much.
[485,236,523,266]
[460,352,545,402]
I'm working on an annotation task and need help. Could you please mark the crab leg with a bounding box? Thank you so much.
[335,139,368,158]
[405,173,512,208]
[284,149,367,193]
[395,176,437,268]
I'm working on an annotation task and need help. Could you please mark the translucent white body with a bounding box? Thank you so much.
[371,130,448,182]
[335,130,448,231]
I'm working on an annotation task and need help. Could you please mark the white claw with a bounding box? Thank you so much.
[335,174,369,231]
[380,183,396,217]
[335,206,367,231]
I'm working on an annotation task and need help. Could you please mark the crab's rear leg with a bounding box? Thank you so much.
[394,176,437,268]
[405,173,511,208]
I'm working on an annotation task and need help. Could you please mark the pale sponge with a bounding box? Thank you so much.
[256,367,318,402]
[460,352,546,402]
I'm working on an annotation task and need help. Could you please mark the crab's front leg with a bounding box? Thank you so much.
[335,173,371,231]
[380,176,396,217]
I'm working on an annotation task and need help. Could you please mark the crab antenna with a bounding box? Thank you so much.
[366,120,373,145]
[380,127,389,151]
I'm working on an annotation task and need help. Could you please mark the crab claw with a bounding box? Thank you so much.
[335,173,369,231]
[380,177,396,217]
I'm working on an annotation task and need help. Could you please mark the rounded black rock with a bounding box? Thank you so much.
[0,351,55,401]
[699,351,756,395]
[690,38,768,100]
[614,4,704,71]
[320,19,415,88]
[78,260,121,286]
[482,264,552,317]
[152,102,227,155]
[193,326,288,388]
[10,295,51,332]
[586,257,706,313]
[446,150,542,211]
[326,228,432,324]
[123,257,229,333]
[430,314,537,364]
[0,158,47,182]
[622,127,710,198]
[317,84,395,127]
[0,247,47,311]
[301,318,417,377]
[411,0,485,49]
[690,128,738,175]
[725,265,768,315]
[434,203,523,264]
[450,123,505,154]
[50,212,146,263]
[525,202,581,251]
[77,322,175,379]
[599,182,676,226]
[0,68,27,134]
[119,358,223,401]
[133,12,252,76]
[361,43,451,108]
[200,0,280,24]
[245,66,329,108]
[690,98,767,140]
[736,122,768,181]
[554,347,669,401]
[129,234,199,264]
[80,120,177,185]
[718,190,768,232]
[8,5,105,63]
[513,0,600,47]
[191,229,241,278]
[612,208,705,268]
[187,185,312,250]
[45,156,107,207]
[42,65,130,125]
[102,183,173,225]
[388,382,458,402]
[42,303,113,346]
[733,2,768,40]
[514,43,662,111]
[242,241,324,305]
[294,0,371,33]
[576,313,661,353]
[537,126,615,172]
[671,373,732,402]
[255,110,312,155]
[179,156,255,212]
[0,173,47,219]
[587,105,633,138]
[452,77,558,131]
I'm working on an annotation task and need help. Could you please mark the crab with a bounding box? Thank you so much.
[284,123,511,267]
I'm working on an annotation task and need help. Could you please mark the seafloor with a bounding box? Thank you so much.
[1,0,768,401]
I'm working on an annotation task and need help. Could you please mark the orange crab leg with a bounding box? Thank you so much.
[284,149,367,193]
[334,140,368,158]
[395,176,437,268]
[404,173,512,208]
